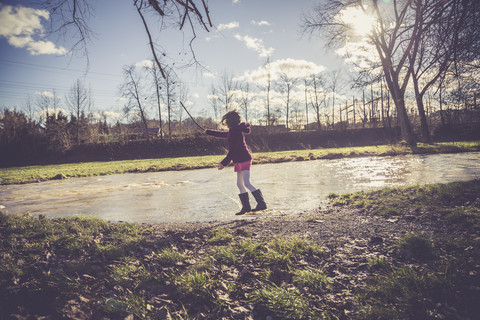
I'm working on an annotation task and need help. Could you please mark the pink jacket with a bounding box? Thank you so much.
[205,122,253,166]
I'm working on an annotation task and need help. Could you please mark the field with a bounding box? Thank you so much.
[1,180,479,319]
[1,141,479,185]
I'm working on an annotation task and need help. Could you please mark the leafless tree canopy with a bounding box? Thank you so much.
[39,0,212,76]
[302,0,480,146]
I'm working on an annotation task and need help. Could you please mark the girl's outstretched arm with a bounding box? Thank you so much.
[205,129,228,139]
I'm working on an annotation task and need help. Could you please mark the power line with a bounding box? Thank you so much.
[0,58,122,79]
[0,79,116,96]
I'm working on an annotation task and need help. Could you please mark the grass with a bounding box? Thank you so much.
[2,140,479,185]
[207,226,234,245]
[331,179,480,320]
[357,266,444,319]
[292,269,330,291]
[1,180,480,319]
[103,290,149,319]
[330,179,480,224]
[393,233,435,260]
[176,270,215,304]
[248,284,319,319]
[157,247,186,266]
[211,245,239,265]
[366,256,388,270]
[108,257,152,288]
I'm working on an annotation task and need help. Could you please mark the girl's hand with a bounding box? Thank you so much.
[217,163,225,170]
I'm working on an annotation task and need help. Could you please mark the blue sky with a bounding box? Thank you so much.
[0,0,347,121]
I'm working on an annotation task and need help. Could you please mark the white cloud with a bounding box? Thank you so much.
[203,72,216,78]
[26,39,67,55]
[36,108,68,119]
[232,0,241,4]
[234,34,274,58]
[100,111,121,120]
[0,5,67,55]
[207,94,219,100]
[135,59,154,68]
[236,58,325,85]
[251,20,271,26]
[218,21,239,31]
[335,41,378,71]
[36,91,54,98]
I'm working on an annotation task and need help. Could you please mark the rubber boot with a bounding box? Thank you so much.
[236,192,251,215]
[251,189,267,212]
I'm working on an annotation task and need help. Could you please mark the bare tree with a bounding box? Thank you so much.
[145,60,164,139]
[208,88,221,122]
[258,58,273,127]
[65,79,90,144]
[239,81,252,123]
[303,76,310,130]
[121,65,150,141]
[277,71,296,129]
[409,0,480,143]
[211,71,238,112]
[304,0,480,145]
[161,65,177,138]
[177,80,190,135]
[304,0,421,145]
[41,0,213,76]
[328,69,344,129]
[309,74,325,130]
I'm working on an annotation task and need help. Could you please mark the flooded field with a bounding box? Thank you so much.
[1,152,479,223]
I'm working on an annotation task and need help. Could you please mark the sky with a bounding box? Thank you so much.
[0,0,350,122]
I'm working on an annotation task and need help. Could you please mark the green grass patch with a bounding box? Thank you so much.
[366,256,389,270]
[103,290,149,319]
[292,269,330,291]
[248,284,320,319]
[330,179,480,220]
[238,236,323,270]
[108,258,152,288]
[207,226,234,245]
[211,245,239,265]
[176,270,215,303]
[357,265,464,320]
[2,141,479,185]
[156,247,186,266]
[394,233,435,260]
[237,238,263,259]
[0,212,143,291]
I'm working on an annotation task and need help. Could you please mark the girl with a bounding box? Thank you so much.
[205,110,267,215]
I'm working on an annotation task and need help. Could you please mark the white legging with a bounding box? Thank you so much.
[236,170,257,194]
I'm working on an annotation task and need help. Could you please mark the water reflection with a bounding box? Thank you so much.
[1,152,479,223]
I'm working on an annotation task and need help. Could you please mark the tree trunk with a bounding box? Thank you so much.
[392,88,415,146]
[412,80,433,144]
[135,96,150,141]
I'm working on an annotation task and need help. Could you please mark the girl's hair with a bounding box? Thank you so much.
[221,110,241,128]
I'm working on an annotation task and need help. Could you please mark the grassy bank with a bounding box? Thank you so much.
[1,141,480,185]
[1,180,479,319]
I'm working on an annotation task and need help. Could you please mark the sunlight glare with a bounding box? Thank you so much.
[338,6,377,38]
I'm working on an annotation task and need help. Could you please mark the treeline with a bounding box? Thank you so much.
[0,108,216,167]
[2,106,480,168]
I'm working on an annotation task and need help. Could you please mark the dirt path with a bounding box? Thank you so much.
[140,202,460,318]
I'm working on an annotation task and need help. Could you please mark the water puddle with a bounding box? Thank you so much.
[1,152,479,223]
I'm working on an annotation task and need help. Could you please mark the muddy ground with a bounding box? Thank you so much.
[2,196,478,319]
[143,203,456,318]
